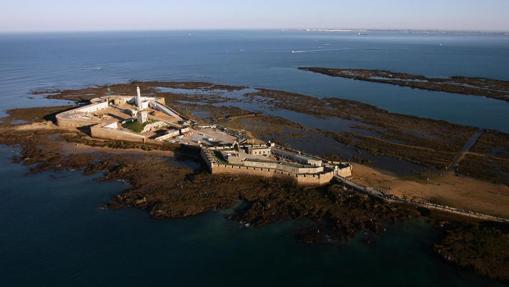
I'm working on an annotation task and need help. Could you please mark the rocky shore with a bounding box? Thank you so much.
[434,221,509,282]
[1,81,508,282]
[0,106,420,244]
[23,81,509,216]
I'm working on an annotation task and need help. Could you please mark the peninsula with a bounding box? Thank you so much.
[1,81,509,282]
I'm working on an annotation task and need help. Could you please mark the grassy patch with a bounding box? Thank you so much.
[122,119,155,133]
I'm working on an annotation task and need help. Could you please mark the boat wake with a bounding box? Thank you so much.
[291,48,350,54]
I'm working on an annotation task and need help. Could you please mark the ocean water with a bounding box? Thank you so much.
[0,145,505,287]
[0,30,508,131]
[1,31,509,286]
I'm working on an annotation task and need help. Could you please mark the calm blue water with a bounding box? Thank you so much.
[1,31,509,286]
[0,30,508,131]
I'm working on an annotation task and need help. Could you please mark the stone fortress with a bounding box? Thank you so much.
[202,142,352,186]
[56,87,352,186]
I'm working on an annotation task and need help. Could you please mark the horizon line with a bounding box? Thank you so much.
[1,27,508,35]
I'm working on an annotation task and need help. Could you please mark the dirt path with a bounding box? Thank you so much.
[350,163,509,218]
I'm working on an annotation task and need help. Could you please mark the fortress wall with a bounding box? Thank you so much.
[296,171,334,186]
[210,164,333,186]
[200,148,216,172]
[211,164,292,179]
[75,101,109,113]
[56,116,100,129]
[56,101,109,129]
[243,160,323,174]
[278,164,324,174]
[90,125,147,143]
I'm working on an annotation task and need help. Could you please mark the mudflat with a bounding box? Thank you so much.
[300,67,509,102]
[1,81,509,282]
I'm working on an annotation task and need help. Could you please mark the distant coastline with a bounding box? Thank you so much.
[300,28,509,35]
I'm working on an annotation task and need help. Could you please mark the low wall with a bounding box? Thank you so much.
[90,125,147,143]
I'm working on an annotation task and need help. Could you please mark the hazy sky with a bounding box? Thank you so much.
[2,0,509,32]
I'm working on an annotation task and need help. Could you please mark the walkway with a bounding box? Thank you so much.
[446,129,484,171]
[334,175,509,223]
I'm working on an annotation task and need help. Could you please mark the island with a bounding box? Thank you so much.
[299,67,509,102]
[1,81,509,282]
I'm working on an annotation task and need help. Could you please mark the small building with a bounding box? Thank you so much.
[137,111,148,124]
[246,145,272,156]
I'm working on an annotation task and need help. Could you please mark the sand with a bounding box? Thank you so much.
[351,163,509,218]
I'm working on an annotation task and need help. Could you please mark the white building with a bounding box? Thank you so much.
[137,110,148,124]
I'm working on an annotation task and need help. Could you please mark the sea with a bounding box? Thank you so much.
[0,30,508,286]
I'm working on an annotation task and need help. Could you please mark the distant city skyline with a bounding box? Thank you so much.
[2,0,509,33]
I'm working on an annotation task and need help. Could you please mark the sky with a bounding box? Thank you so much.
[2,0,509,32]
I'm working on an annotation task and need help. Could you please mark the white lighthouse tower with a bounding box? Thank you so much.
[136,86,142,110]
[135,86,148,123]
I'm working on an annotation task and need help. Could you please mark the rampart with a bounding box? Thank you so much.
[211,164,334,186]
[90,125,147,143]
